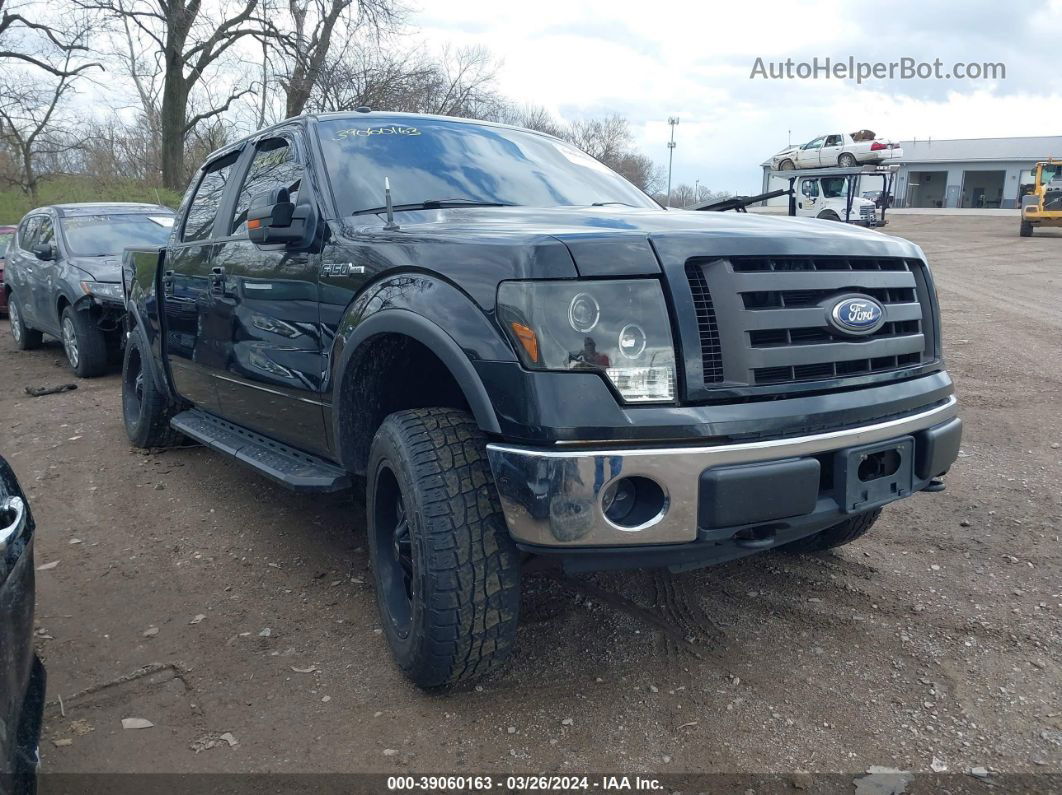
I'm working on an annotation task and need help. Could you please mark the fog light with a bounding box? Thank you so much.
[602,476,667,530]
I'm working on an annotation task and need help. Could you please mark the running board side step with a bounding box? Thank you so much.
[170,409,351,493]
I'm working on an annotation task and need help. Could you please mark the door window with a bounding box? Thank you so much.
[182,153,239,242]
[231,137,303,235]
[801,179,819,198]
[17,216,41,251]
[37,218,55,250]
[803,136,825,150]
[825,134,842,147]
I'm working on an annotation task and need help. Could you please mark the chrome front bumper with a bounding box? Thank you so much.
[486,397,959,548]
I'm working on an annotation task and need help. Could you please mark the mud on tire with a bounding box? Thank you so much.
[367,407,521,689]
[781,508,882,553]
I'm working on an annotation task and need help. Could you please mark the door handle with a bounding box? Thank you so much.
[0,496,25,553]
[163,269,175,296]
[210,266,225,294]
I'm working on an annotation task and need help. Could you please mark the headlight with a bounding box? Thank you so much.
[80,281,124,301]
[497,279,676,403]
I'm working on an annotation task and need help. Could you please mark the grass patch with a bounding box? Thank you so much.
[0,176,181,224]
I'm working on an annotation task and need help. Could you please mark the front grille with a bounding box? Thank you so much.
[685,261,724,382]
[684,255,935,396]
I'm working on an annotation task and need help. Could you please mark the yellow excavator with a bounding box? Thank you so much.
[1020,160,1062,237]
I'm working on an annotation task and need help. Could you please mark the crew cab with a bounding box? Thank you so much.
[772,130,903,171]
[5,203,174,376]
[122,111,961,689]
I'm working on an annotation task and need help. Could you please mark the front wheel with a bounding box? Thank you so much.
[778,159,795,171]
[838,152,858,168]
[61,306,108,377]
[1020,221,1033,237]
[367,408,521,689]
[8,294,43,351]
[122,330,181,447]
[781,508,882,553]
[817,210,842,222]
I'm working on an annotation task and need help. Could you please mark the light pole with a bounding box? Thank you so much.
[666,116,679,207]
[694,179,700,204]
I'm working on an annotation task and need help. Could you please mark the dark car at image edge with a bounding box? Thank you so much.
[120,111,962,689]
[0,457,45,792]
[4,203,174,377]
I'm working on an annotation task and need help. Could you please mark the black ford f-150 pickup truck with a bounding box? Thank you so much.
[122,111,961,689]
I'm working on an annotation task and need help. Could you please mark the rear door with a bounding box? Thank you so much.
[163,150,241,413]
[820,134,843,167]
[206,130,328,454]
[10,216,42,326]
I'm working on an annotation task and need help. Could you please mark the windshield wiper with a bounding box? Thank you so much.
[590,201,636,207]
[351,198,516,216]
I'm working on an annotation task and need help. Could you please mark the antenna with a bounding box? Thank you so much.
[383,177,399,231]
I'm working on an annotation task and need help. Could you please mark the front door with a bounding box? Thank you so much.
[206,132,328,455]
[798,136,825,168]
[31,216,59,333]
[163,150,241,413]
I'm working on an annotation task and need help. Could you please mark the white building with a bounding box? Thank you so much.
[761,135,1062,209]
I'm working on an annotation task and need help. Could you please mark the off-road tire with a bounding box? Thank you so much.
[8,293,43,350]
[838,152,858,168]
[817,210,841,222]
[778,159,795,171]
[1020,221,1033,237]
[781,508,882,553]
[367,407,521,689]
[61,305,108,377]
[122,330,181,447]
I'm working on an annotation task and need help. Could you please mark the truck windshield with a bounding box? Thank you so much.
[821,177,849,198]
[316,117,658,216]
[60,214,174,257]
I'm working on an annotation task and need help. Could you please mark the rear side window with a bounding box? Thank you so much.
[230,137,303,235]
[183,153,239,242]
[17,216,42,251]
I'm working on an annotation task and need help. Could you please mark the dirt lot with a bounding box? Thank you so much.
[2,216,1060,782]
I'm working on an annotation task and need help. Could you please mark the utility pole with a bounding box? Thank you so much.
[666,116,679,207]
[694,179,700,203]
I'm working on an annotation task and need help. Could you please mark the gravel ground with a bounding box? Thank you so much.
[1,215,1060,783]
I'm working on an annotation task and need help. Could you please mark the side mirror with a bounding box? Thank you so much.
[32,244,54,261]
[247,186,315,248]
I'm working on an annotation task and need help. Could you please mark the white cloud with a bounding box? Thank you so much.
[414,0,1062,193]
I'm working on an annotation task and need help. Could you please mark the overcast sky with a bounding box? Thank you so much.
[415,0,1062,195]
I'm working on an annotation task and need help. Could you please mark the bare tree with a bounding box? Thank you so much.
[79,0,273,189]
[269,0,402,118]
[0,0,97,76]
[0,36,94,200]
[309,41,503,119]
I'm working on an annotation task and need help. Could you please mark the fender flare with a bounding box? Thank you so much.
[124,302,172,400]
[331,309,502,457]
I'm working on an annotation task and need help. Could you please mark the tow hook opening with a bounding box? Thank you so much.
[857,449,902,482]
[733,524,781,549]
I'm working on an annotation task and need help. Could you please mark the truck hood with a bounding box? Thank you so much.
[350,205,924,278]
[68,255,123,282]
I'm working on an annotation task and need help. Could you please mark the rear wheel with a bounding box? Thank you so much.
[61,306,108,377]
[781,508,882,553]
[1020,221,1033,237]
[778,159,795,171]
[367,407,521,689]
[8,294,43,351]
[122,330,181,447]
[838,152,858,168]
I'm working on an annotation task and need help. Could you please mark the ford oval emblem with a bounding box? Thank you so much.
[828,295,886,336]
